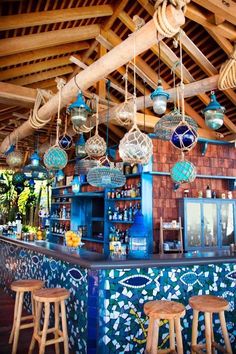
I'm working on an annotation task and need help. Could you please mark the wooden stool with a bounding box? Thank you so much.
[9,279,44,354]
[144,300,186,354]
[29,287,70,354]
[189,295,233,354]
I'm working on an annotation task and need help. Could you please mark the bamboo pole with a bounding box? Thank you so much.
[0,4,185,153]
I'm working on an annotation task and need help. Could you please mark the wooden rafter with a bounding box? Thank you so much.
[0,24,100,57]
[192,0,236,26]
[0,5,113,30]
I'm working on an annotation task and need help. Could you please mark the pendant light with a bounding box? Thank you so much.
[68,79,91,132]
[44,79,68,171]
[23,151,48,180]
[75,134,87,159]
[6,133,23,169]
[87,81,126,189]
[202,91,225,130]
[171,153,196,184]
[150,42,169,115]
[58,114,73,150]
[170,32,198,153]
[119,27,153,166]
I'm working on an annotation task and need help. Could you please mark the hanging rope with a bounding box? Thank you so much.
[54,78,66,146]
[133,26,137,127]
[29,89,53,129]
[218,45,236,90]
[153,0,190,38]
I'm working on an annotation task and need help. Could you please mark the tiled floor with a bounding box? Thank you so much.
[0,287,71,354]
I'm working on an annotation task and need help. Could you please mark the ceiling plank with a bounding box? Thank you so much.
[103,0,129,31]
[0,5,113,30]
[193,0,236,26]
[0,57,71,81]
[206,29,233,56]
[0,42,89,68]
[0,24,100,57]
[97,44,107,99]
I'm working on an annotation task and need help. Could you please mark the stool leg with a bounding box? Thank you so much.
[146,316,154,354]
[12,292,24,354]
[204,312,212,354]
[191,310,199,354]
[169,319,175,351]
[9,291,20,344]
[39,302,50,354]
[219,311,233,354]
[175,318,183,354]
[54,302,60,354]
[60,300,69,354]
[31,291,35,317]
[210,314,216,354]
[29,301,42,354]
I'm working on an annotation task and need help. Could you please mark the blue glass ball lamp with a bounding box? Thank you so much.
[71,175,81,194]
[58,134,73,150]
[171,160,196,184]
[171,123,198,152]
[75,134,87,158]
[150,80,170,115]
[44,146,68,171]
[68,93,91,130]
[202,91,225,130]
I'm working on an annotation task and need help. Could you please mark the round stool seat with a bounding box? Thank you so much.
[33,287,70,303]
[11,279,44,292]
[189,295,229,313]
[144,300,185,320]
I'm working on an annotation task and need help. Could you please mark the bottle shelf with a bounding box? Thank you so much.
[51,202,71,205]
[108,220,134,224]
[50,233,64,237]
[82,237,104,244]
[106,197,141,201]
[50,218,70,221]
[52,182,88,190]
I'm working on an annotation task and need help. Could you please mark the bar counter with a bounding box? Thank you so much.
[0,235,235,353]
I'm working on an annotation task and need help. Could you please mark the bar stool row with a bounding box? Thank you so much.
[9,279,70,354]
[144,295,233,354]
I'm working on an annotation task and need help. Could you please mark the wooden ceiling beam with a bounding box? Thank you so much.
[0,24,100,57]
[0,42,89,68]
[9,66,74,86]
[192,0,236,26]
[0,5,113,30]
[0,82,36,108]
[0,57,71,81]
[97,44,107,99]
[206,30,233,56]
[103,0,129,31]
[186,3,236,40]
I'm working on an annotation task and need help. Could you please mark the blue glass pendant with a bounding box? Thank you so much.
[171,124,198,152]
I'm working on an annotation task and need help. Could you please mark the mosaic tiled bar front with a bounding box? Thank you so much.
[0,240,235,354]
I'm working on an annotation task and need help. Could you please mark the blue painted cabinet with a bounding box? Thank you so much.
[179,198,236,251]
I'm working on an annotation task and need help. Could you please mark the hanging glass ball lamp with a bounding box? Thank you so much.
[85,133,106,158]
[115,101,134,126]
[150,80,170,115]
[23,151,48,180]
[75,134,87,158]
[71,175,81,194]
[87,165,126,189]
[119,126,153,165]
[6,150,23,169]
[12,171,26,186]
[171,160,196,184]
[171,122,198,152]
[58,134,73,151]
[202,91,225,130]
[56,169,65,182]
[68,92,91,129]
[44,146,68,171]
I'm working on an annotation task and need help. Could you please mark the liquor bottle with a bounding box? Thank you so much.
[62,205,66,219]
[206,185,212,198]
[123,206,128,221]
[118,206,123,221]
[128,203,133,221]
[111,189,115,199]
[108,206,113,221]
[113,206,118,221]
[130,185,136,198]
[127,185,131,198]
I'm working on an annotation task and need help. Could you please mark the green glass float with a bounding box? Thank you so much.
[171,160,196,184]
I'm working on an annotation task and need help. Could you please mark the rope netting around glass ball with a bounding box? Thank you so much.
[6,150,23,169]
[119,124,153,165]
[85,132,107,158]
[171,159,196,184]
[44,146,68,171]
[75,157,99,176]
[87,165,126,188]
[115,100,134,126]
[154,110,198,141]
[170,120,198,152]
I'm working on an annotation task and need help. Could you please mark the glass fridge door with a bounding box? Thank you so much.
[203,203,218,247]
[186,202,201,248]
[220,203,235,246]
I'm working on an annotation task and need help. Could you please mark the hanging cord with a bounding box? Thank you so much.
[153,0,190,38]
[106,80,111,156]
[158,41,161,82]
[133,26,137,127]
[218,44,236,90]
[143,80,146,133]
[95,95,99,136]
[179,30,185,123]
[64,114,68,135]
[124,64,129,102]
[171,61,179,111]
[55,78,66,146]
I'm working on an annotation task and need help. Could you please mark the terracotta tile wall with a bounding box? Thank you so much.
[152,139,236,241]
